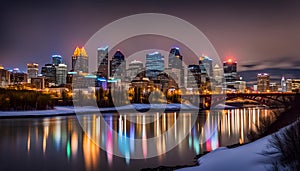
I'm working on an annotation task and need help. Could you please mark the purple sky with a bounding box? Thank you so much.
[1,0,300,72]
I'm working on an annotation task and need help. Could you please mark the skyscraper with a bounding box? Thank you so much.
[168,47,184,87]
[72,47,88,73]
[10,68,28,85]
[110,49,125,78]
[146,52,164,79]
[281,75,287,92]
[199,56,213,78]
[257,73,270,92]
[56,64,68,86]
[127,60,144,79]
[168,47,182,69]
[97,46,109,78]
[27,63,39,79]
[213,64,223,84]
[187,65,207,90]
[41,64,56,87]
[223,59,237,82]
[0,66,10,87]
[52,55,62,66]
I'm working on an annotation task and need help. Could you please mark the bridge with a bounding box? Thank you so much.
[182,92,297,108]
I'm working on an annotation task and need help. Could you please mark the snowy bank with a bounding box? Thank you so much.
[176,122,300,171]
[0,103,201,118]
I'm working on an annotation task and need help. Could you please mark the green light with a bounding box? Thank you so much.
[66,140,71,160]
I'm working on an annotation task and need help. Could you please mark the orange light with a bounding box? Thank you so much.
[228,58,233,63]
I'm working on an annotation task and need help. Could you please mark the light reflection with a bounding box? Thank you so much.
[8,107,275,169]
[142,115,147,158]
[71,132,78,158]
[27,128,31,153]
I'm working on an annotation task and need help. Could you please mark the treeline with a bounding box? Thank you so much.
[0,88,54,111]
[72,87,181,108]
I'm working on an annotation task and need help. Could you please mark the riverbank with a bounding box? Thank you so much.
[0,103,238,118]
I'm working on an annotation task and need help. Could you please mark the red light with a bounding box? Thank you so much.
[228,58,233,63]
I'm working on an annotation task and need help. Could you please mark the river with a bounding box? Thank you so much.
[0,107,276,171]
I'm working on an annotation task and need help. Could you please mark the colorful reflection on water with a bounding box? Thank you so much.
[0,108,274,171]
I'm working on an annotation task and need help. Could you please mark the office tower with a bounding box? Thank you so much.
[41,64,56,87]
[223,59,237,82]
[187,65,203,89]
[281,76,286,92]
[52,55,62,66]
[257,73,270,92]
[213,64,223,84]
[127,60,144,79]
[10,68,28,85]
[286,79,292,92]
[72,46,88,73]
[56,64,68,86]
[168,47,182,69]
[27,63,39,79]
[0,66,10,87]
[168,47,184,87]
[199,56,213,77]
[110,49,125,78]
[31,76,45,89]
[146,52,164,79]
[97,46,109,78]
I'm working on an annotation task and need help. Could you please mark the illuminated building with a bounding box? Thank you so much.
[56,64,68,86]
[281,75,286,92]
[10,68,28,85]
[146,52,164,79]
[269,82,278,92]
[97,46,109,78]
[257,73,270,92]
[27,63,39,79]
[31,76,45,89]
[223,59,238,83]
[168,47,182,69]
[286,79,292,92]
[292,79,300,92]
[72,47,88,73]
[126,60,144,79]
[0,66,10,87]
[110,50,125,79]
[213,64,223,84]
[52,55,62,66]
[164,68,181,87]
[199,56,213,78]
[187,65,202,89]
[41,64,56,87]
[168,47,184,87]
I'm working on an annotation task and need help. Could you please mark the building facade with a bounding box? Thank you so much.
[145,52,164,79]
[110,50,125,79]
[97,46,109,78]
[52,55,62,65]
[168,47,184,87]
[41,64,56,87]
[0,66,10,87]
[56,64,68,86]
[27,63,39,80]
[199,56,213,78]
[127,60,144,79]
[223,59,237,83]
[72,47,88,73]
[257,73,270,92]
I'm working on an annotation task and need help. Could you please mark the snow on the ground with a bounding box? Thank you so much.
[0,103,201,117]
[177,133,277,171]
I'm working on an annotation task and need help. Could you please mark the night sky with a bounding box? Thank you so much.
[1,0,300,74]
